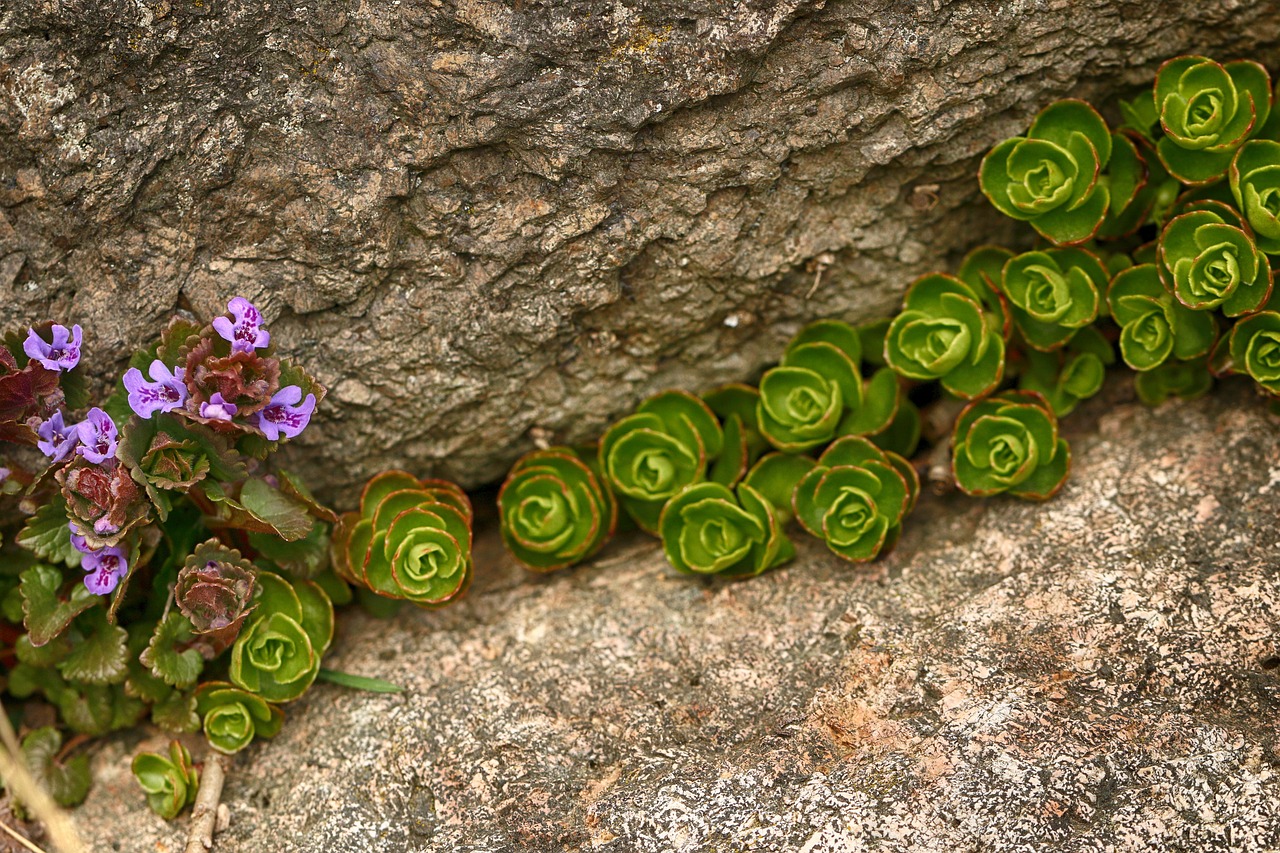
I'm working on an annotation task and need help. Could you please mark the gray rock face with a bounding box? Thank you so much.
[73,381,1280,851]
[4,1,1280,498]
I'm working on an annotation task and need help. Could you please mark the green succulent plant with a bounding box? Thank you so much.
[333,471,474,605]
[498,447,616,572]
[1230,139,1280,254]
[195,681,284,754]
[1017,327,1115,416]
[885,274,1006,398]
[131,740,199,820]
[956,246,1015,339]
[758,320,897,452]
[658,482,792,578]
[792,437,919,563]
[980,99,1113,244]
[599,391,723,533]
[1154,56,1272,185]
[951,390,1070,500]
[1133,356,1214,406]
[1229,310,1280,394]
[1095,131,1157,239]
[999,248,1106,351]
[741,452,817,525]
[1157,202,1272,314]
[228,572,333,703]
[1108,264,1217,371]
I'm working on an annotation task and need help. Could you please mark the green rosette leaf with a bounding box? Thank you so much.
[742,453,817,525]
[1017,328,1114,417]
[885,274,1005,399]
[999,248,1105,350]
[784,319,862,363]
[658,482,791,578]
[1109,264,1217,372]
[837,367,901,439]
[1230,139,1280,254]
[951,391,1070,500]
[131,741,199,820]
[957,245,1015,339]
[383,505,473,606]
[1155,56,1270,185]
[703,384,767,461]
[1229,311,1280,395]
[195,681,285,754]
[499,447,616,572]
[979,99,1112,244]
[1158,208,1272,315]
[229,574,323,702]
[758,339,861,452]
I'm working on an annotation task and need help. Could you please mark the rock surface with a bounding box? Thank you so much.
[4,1,1280,498]
[71,379,1280,851]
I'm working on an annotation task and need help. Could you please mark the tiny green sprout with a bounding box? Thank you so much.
[333,471,474,606]
[228,573,333,703]
[885,274,1006,399]
[600,390,722,533]
[498,447,616,572]
[999,248,1106,351]
[1018,327,1115,417]
[1133,357,1214,406]
[1154,56,1272,185]
[1157,202,1272,315]
[658,482,793,577]
[194,681,284,754]
[1108,264,1217,371]
[951,390,1070,500]
[132,740,199,820]
[1230,139,1280,254]
[1229,311,1280,395]
[792,436,919,563]
[980,99,1113,245]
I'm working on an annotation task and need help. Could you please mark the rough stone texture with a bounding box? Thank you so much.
[4,1,1280,499]
[70,379,1280,851]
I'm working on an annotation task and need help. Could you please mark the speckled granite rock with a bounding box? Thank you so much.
[4,0,1280,500]
[69,379,1280,852]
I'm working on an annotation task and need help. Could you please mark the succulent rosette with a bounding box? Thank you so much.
[999,248,1106,351]
[1230,139,1280,254]
[1108,264,1217,371]
[599,391,723,532]
[194,681,284,755]
[658,482,792,578]
[951,390,1070,500]
[980,100,1113,244]
[131,741,199,820]
[498,447,616,572]
[333,471,474,606]
[1227,311,1280,395]
[228,572,333,703]
[175,541,258,651]
[1154,56,1271,185]
[1157,202,1272,315]
[885,273,1006,398]
[792,437,918,563]
[1133,357,1214,406]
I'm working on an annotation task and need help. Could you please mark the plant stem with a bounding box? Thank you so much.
[183,752,228,853]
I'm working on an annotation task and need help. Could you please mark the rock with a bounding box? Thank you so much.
[72,379,1280,851]
[4,2,1280,499]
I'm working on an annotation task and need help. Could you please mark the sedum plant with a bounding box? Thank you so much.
[1108,264,1218,371]
[792,437,918,563]
[1017,327,1115,417]
[131,741,199,820]
[1228,311,1280,395]
[658,482,792,578]
[951,391,1070,500]
[1157,202,1272,315]
[979,100,1113,245]
[1153,56,1271,185]
[333,471,473,606]
[885,274,1006,398]
[498,447,616,572]
[195,681,285,755]
[228,573,333,703]
[1230,139,1280,254]
[998,248,1106,351]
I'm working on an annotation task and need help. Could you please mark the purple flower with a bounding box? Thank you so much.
[200,392,239,421]
[23,324,82,372]
[254,386,316,441]
[123,360,188,418]
[70,528,128,595]
[0,468,9,484]
[76,408,118,464]
[37,411,80,463]
[212,297,270,354]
